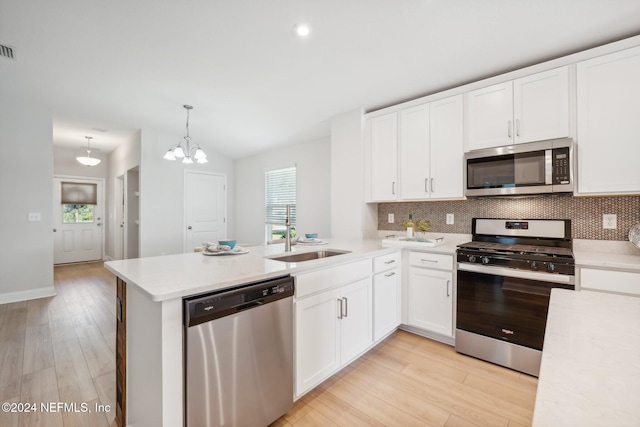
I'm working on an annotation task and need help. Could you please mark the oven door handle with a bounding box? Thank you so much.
[457,262,575,285]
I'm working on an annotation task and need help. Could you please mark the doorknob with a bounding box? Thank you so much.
[97,223,102,227]
[187,226,193,230]
[53,228,57,232]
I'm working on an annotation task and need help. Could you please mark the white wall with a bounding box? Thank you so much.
[53,145,109,178]
[235,137,331,245]
[0,96,55,303]
[331,109,377,239]
[139,129,235,257]
[106,131,141,260]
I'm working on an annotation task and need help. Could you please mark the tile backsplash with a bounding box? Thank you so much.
[378,195,640,241]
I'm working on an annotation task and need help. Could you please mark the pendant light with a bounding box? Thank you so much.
[76,136,101,167]
[164,105,208,164]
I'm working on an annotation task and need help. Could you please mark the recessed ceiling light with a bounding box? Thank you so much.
[294,23,311,37]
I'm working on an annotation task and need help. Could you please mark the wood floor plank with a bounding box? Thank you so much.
[23,323,55,375]
[75,324,115,379]
[325,377,427,427]
[52,335,99,403]
[0,396,20,427]
[19,367,63,427]
[291,407,339,427]
[93,370,117,426]
[0,333,25,401]
[26,297,52,327]
[463,373,537,410]
[61,399,108,427]
[0,301,27,342]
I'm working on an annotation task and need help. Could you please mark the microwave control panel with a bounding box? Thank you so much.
[552,147,570,184]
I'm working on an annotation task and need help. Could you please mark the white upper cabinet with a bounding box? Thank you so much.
[429,95,464,199]
[370,113,399,201]
[465,67,570,151]
[399,104,430,199]
[369,94,464,202]
[576,46,640,195]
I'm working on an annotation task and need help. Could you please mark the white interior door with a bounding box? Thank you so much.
[185,171,227,252]
[53,177,104,264]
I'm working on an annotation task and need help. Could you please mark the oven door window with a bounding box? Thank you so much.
[456,270,572,350]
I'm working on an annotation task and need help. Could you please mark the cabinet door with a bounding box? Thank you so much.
[399,104,430,200]
[407,267,453,337]
[339,278,373,364]
[513,67,569,144]
[577,46,640,195]
[429,94,464,199]
[295,289,341,397]
[370,113,399,201]
[373,268,401,341]
[465,82,513,151]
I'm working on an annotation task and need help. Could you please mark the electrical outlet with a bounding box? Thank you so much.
[446,213,454,225]
[388,213,394,224]
[603,214,617,229]
[28,212,41,222]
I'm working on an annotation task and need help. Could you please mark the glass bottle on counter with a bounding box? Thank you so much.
[405,214,415,239]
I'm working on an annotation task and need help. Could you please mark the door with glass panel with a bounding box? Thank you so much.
[53,177,104,264]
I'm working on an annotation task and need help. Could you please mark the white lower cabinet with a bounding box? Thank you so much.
[373,267,401,341]
[295,268,372,398]
[406,251,454,337]
[579,267,640,296]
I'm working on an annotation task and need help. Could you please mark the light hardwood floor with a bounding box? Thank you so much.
[1,262,537,427]
[0,262,117,427]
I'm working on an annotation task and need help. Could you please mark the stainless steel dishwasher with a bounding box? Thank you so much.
[184,275,295,427]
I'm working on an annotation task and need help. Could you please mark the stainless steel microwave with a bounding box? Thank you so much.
[465,139,574,197]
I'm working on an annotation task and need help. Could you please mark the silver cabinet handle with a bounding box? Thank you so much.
[385,271,396,277]
[508,120,512,138]
[516,119,520,137]
[446,280,451,297]
[430,178,434,193]
[384,259,396,265]
[342,297,348,317]
[392,181,396,195]
[421,258,437,263]
[424,178,428,193]
[337,299,343,319]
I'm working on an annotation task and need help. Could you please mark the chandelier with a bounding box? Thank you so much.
[76,136,101,167]
[163,105,208,164]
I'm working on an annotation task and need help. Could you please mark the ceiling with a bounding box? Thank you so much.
[2,0,640,159]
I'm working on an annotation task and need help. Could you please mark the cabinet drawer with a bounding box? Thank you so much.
[409,251,453,270]
[580,268,640,296]
[295,258,372,299]
[373,251,401,273]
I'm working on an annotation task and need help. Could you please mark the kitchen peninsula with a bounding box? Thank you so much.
[104,238,405,427]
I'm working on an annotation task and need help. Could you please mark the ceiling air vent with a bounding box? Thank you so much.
[1,44,16,61]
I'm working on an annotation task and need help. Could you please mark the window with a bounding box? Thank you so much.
[265,166,296,242]
[60,182,98,224]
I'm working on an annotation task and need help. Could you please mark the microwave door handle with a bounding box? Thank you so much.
[545,149,553,184]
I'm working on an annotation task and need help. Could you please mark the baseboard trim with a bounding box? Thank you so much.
[0,286,57,304]
[399,324,456,346]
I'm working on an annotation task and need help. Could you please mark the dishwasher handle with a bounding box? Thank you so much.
[184,275,294,327]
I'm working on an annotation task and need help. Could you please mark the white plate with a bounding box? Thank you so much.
[629,224,640,248]
[203,248,250,256]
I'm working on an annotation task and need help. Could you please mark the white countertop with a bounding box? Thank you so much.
[574,251,640,271]
[105,238,397,302]
[533,289,640,426]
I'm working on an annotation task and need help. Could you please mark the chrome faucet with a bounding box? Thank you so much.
[284,205,292,252]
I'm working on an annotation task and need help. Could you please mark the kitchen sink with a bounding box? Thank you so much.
[267,250,351,263]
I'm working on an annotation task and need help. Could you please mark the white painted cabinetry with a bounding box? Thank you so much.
[406,251,454,337]
[576,46,640,195]
[370,94,464,202]
[373,251,402,341]
[370,113,399,201]
[465,67,570,151]
[294,259,373,397]
[579,267,640,296]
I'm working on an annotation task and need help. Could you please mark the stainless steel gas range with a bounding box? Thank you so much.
[455,218,575,377]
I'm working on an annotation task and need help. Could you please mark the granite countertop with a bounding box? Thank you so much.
[533,289,640,426]
[573,240,640,271]
[104,238,398,302]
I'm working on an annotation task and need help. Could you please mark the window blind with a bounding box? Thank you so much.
[265,166,296,225]
[61,182,97,205]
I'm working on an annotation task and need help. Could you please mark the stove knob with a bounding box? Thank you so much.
[482,256,490,265]
[468,255,477,263]
[531,261,538,271]
[548,263,556,272]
